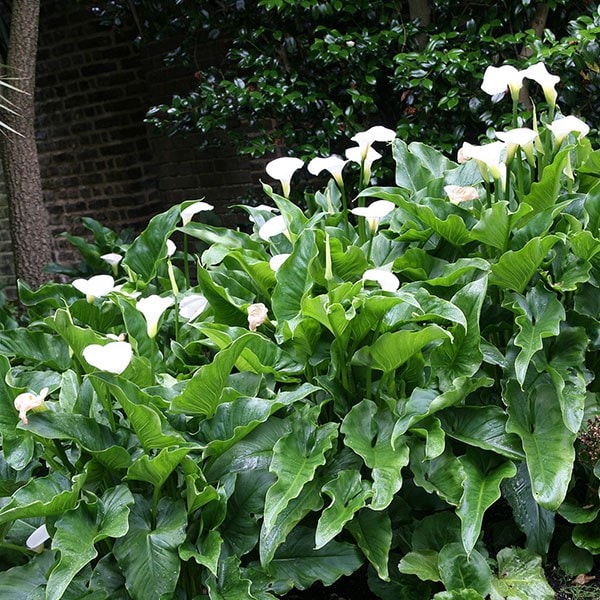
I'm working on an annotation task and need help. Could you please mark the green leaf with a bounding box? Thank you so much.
[347,508,392,581]
[398,550,441,582]
[263,525,363,590]
[470,201,510,251]
[341,400,410,510]
[431,277,487,388]
[0,329,70,371]
[558,540,594,576]
[271,229,320,336]
[502,463,555,556]
[352,326,450,373]
[438,543,492,597]
[489,547,554,600]
[489,235,559,293]
[572,516,600,554]
[46,486,134,600]
[196,265,248,326]
[205,555,259,600]
[439,406,525,460]
[179,529,223,577]
[122,204,181,283]
[457,451,516,555]
[263,410,337,531]
[126,446,191,488]
[315,470,371,550]
[172,334,254,416]
[505,377,575,510]
[0,472,85,525]
[511,284,565,386]
[393,139,454,192]
[113,496,187,600]
[433,590,485,600]
[0,551,54,599]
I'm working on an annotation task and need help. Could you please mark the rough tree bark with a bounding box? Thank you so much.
[0,0,52,289]
[408,0,431,51]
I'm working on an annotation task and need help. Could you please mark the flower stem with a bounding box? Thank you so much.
[183,233,190,289]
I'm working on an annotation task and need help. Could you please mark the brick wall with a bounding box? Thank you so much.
[0,0,266,285]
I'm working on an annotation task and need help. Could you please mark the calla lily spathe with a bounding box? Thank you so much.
[259,215,289,241]
[269,253,291,271]
[307,155,348,187]
[181,201,214,226]
[523,63,560,109]
[547,115,590,145]
[345,146,382,185]
[459,141,506,182]
[444,185,479,205]
[351,200,395,233]
[100,253,122,267]
[247,303,269,331]
[14,387,49,425]
[83,341,133,374]
[481,65,524,100]
[26,524,51,552]
[495,127,537,162]
[350,125,396,157]
[137,295,175,338]
[265,157,304,198]
[72,274,115,303]
[362,268,400,293]
[179,294,208,320]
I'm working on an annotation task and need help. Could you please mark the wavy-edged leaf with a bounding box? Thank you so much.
[46,486,134,600]
[489,547,554,600]
[113,496,187,600]
[399,550,440,582]
[505,377,575,510]
[347,508,392,581]
[126,446,191,488]
[457,451,516,555]
[315,470,371,550]
[341,400,409,510]
[438,543,492,597]
[263,411,337,531]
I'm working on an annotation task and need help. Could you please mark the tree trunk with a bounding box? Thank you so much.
[408,0,431,50]
[0,0,52,289]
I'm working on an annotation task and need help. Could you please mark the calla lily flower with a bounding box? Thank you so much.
[136,295,175,338]
[459,141,506,182]
[265,157,304,198]
[26,525,51,552]
[307,155,349,188]
[351,200,395,233]
[72,274,115,303]
[83,341,133,374]
[444,185,479,205]
[496,127,537,162]
[350,126,396,158]
[547,115,590,145]
[259,214,289,241]
[247,303,269,331]
[179,294,208,320]
[181,201,214,226]
[362,268,400,293]
[345,146,383,185]
[269,253,291,271]
[166,239,176,257]
[100,253,122,267]
[14,387,49,425]
[523,63,560,109]
[481,65,524,100]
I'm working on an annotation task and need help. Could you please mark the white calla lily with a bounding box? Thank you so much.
[166,239,176,257]
[265,157,304,198]
[269,253,291,271]
[136,295,174,338]
[100,253,122,267]
[351,200,395,233]
[72,274,115,303]
[26,525,51,552]
[547,115,590,145]
[362,268,400,293]
[247,303,269,331]
[481,64,524,100]
[444,185,479,205]
[459,141,506,182]
[14,387,49,425]
[83,341,133,374]
[496,127,537,162]
[350,125,396,157]
[179,294,208,321]
[307,155,349,188]
[259,214,289,241]
[345,146,382,185]
[181,201,214,226]
[523,63,560,109]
